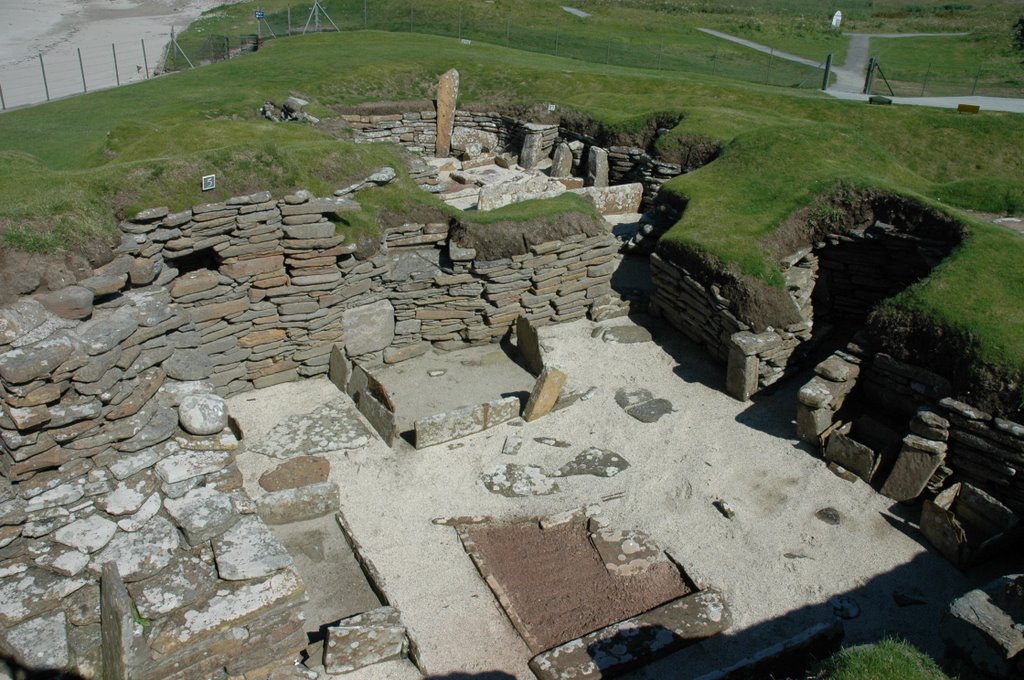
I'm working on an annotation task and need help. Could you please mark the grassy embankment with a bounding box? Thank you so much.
[170,0,1024,96]
[0,29,1022,377]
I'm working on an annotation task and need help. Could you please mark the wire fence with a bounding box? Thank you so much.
[162,2,828,90]
[866,61,1024,99]
[2,1,1019,113]
[0,39,161,111]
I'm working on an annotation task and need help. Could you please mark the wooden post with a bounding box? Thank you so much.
[112,43,120,86]
[821,53,832,90]
[141,40,149,79]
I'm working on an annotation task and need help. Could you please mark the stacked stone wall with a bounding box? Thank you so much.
[0,286,307,678]
[654,217,959,402]
[0,181,618,677]
[798,346,1024,514]
[341,108,682,207]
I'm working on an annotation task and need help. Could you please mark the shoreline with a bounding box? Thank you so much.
[0,0,239,109]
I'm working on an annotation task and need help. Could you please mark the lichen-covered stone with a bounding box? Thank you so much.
[212,516,293,580]
[257,482,340,525]
[89,516,179,582]
[164,486,238,546]
[54,515,118,554]
[178,394,228,436]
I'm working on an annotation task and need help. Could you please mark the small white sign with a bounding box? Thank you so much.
[548,104,557,112]
[460,39,472,45]
[202,174,216,191]
[831,10,843,29]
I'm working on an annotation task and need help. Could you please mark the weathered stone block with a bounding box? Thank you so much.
[942,574,1024,678]
[824,431,878,482]
[324,606,407,674]
[257,481,341,525]
[342,300,395,357]
[435,69,459,157]
[523,367,567,422]
[212,516,293,580]
[880,442,944,502]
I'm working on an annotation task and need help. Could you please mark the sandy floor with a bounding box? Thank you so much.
[227,312,1014,679]
[0,0,238,108]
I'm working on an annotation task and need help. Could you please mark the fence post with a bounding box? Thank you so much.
[711,47,718,76]
[288,6,292,35]
[458,7,462,40]
[39,54,50,102]
[363,0,367,29]
[112,43,120,86]
[78,47,88,92]
[506,18,510,47]
[658,39,663,69]
[0,80,6,111]
[821,53,832,90]
[555,23,559,56]
[606,41,610,64]
[921,63,930,96]
[410,2,413,32]
[766,48,774,84]
[141,40,149,79]
[971,64,981,95]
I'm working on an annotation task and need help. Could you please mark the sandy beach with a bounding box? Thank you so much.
[0,0,238,108]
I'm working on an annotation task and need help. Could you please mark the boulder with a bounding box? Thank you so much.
[178,394,228,436]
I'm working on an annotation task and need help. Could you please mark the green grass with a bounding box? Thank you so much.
[169,0,1024,97]
[1,30,1023,374]
[463,192,599,225]
[818,639,953,680]
[870,33,1024,97]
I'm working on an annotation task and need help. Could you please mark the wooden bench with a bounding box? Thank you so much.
[957,103,981,114]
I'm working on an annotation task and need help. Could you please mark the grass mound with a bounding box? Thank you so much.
[815,639,952,680]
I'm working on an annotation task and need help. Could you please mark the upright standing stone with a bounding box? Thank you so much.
[435,69,460,158]
[516,316,544,376]
[101,562,137,680]
[550,143,573,178]
[523,367,567,422]
[586,146,609,187]
[520,129,546,170]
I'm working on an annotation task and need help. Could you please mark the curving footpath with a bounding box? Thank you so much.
[697,28,1024,114]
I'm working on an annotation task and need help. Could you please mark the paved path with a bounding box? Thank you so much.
[697,28,1022,114]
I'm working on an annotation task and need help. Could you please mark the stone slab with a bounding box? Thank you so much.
[212,515,293,580]
[342,300,395,357]
[530,590,731,680]
[257,481,341,525]
[523,367,567,422]
[259,456,331,492]
[246,396,371,459]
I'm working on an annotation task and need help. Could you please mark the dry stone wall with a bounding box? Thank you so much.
[798,344,1024,515]
[0,290,307,678]
[0,177,618,677]
[342,107,681,207]
[652,214,960,402]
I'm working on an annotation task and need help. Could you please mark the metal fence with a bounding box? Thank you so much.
[3,1,1018,113]
[163,2,828,90]
[0,39,161,111]
[866,61,1024,99]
